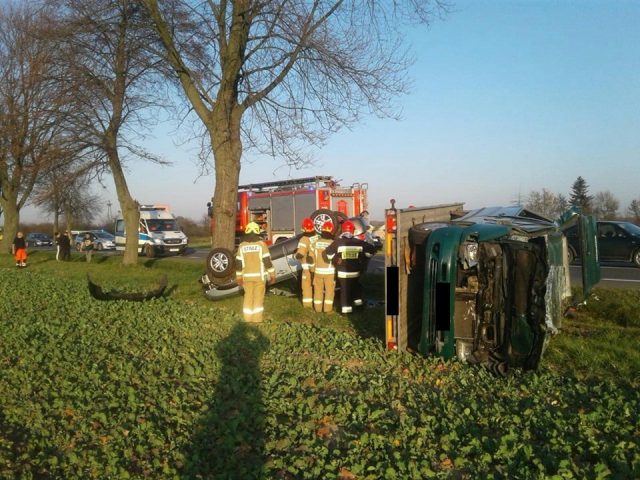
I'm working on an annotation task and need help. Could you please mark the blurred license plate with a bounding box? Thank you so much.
[170,248,179,252]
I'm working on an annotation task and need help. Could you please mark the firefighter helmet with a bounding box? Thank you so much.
[302,217,314,233]
[341,220,355,234]
[321,221,334,233]
[245,222,261,234]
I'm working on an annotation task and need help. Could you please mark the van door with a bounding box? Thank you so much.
[578,215,601,297]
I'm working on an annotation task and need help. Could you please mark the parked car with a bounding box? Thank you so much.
[25,232,53,247]
[74,230,116,251]
[566,220,640,267]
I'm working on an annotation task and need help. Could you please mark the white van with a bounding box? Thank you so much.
[114,205,188,257]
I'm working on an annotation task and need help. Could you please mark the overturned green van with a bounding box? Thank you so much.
[385,204,600,374]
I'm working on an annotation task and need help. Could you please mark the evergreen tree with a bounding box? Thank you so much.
[569,176,593,213]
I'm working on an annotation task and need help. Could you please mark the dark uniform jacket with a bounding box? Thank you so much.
[324,235,376,277]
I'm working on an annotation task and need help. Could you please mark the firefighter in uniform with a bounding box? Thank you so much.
[295,217,317,308]
[325,220,376,314]
[311,221,336,313]
[236,222,276,322]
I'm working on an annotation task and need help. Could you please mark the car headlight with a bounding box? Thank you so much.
[153,238,163,245]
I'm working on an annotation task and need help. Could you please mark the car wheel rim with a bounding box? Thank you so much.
[210,252,229,272]
[313,213,332,232]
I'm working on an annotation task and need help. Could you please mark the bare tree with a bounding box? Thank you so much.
[525,189,568,219]
[592,190,619,220]
[51,0,166,265]
[32,153,102,232]
[0,3,70,253]
[142,0,448,253]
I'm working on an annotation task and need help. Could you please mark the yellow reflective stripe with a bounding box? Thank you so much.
[337,271,360,278]
[337,246,363,253]
[315,267,335,274]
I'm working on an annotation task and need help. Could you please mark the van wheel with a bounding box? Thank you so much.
[633,249,640,268]
[96,243,103,251]
[567,247,575,264]
[145,244,155,258]
[310,209,338,235]
[207,247,235,278]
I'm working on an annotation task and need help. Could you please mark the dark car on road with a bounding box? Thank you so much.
[566,221,640,267]
[25,232,53,247]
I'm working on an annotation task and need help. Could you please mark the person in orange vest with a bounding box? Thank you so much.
[325,220,376,313]
[310,221,336,313]
[235,222,276,322]
[12,232,28,268]
[295,217,317,308]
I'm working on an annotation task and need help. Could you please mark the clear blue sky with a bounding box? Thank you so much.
[22,0,640,223]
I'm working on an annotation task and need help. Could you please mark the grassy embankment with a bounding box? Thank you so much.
[0,250,638,478]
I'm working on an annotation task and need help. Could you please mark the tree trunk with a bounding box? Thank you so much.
[209,104,243,252]
[0,190,19,255]
[53,211,59,238]
[107,144,139,266]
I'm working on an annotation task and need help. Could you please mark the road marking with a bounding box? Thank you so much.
[600,278,640,283]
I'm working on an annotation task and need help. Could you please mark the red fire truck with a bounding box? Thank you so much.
[209,176,369,243]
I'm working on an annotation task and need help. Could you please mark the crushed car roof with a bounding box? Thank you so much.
[454,206,556,233]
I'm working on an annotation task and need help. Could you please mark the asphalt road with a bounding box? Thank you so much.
[575,264,640,289]
[33,246,640,289]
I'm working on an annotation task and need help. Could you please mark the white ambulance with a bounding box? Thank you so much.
[114,204,188,257]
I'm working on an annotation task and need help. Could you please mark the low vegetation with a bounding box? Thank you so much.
[0,251,638,478]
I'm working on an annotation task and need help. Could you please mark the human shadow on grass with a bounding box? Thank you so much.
[181,322,270,479]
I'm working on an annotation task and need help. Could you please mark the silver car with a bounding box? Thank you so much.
[75,231,116,251]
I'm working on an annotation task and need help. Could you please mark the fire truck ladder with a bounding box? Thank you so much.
[238,176,334,192]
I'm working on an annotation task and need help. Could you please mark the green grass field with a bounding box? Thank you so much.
[1,250,638,478]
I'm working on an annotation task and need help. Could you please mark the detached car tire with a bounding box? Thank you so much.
[207,247,235,279]
[310,209,338,235]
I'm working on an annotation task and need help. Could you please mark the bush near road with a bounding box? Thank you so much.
[0,252,638,479]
